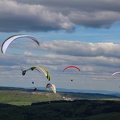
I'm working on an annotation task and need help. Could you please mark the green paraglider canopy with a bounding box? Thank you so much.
[22,66,50,81]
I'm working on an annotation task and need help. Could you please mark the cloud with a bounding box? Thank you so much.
[40,40,120,58]
[0,0,120,32]
[0,0,74,32]
[1,40,120,71]
[1,40,120,91]
[24,51,36,56]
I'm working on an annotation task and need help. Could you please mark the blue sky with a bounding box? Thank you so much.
[1,0,120,93]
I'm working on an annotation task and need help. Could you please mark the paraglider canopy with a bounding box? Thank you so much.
[63,66,80,81]
[63,65,80,72]
[46,83,56,93]
[21,66,50,81]
[30,66,50,81]
[1,34,40,54]
[112,72,120,76]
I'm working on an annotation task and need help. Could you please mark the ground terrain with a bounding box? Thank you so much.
[0,87,120,120]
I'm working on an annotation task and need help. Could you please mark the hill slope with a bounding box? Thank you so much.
[0,100,120,120]
[0,87,119,105]
[0,87,120,119]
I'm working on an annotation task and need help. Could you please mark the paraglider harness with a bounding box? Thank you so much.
[22,70,27,76]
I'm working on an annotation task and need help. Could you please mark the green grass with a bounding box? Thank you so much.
[0,89,120,106]
[0,89,120,119]
[8,102,32,106]
[0,90,63,106]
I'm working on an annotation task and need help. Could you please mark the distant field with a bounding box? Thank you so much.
[0,88,120,119]
[0,88,119,106]
[0,89,63,105]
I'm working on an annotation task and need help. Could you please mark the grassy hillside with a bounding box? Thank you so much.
[0,89,63,105]
[0,87,119,106]
[0,88,120,119]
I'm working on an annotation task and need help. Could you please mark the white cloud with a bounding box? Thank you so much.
[1,40,120,91]
[0,0,120,32]
[0,0,74,32]
[40,40,120,58]
[1,40,120,72]
[24,51,35,56]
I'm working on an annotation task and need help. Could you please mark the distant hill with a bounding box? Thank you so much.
[0,86,119,106]
[0,100,120,120]
[0,86,120,119]
[1,85,120,95]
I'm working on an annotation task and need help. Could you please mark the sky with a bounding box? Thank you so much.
[1,0,120,93]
